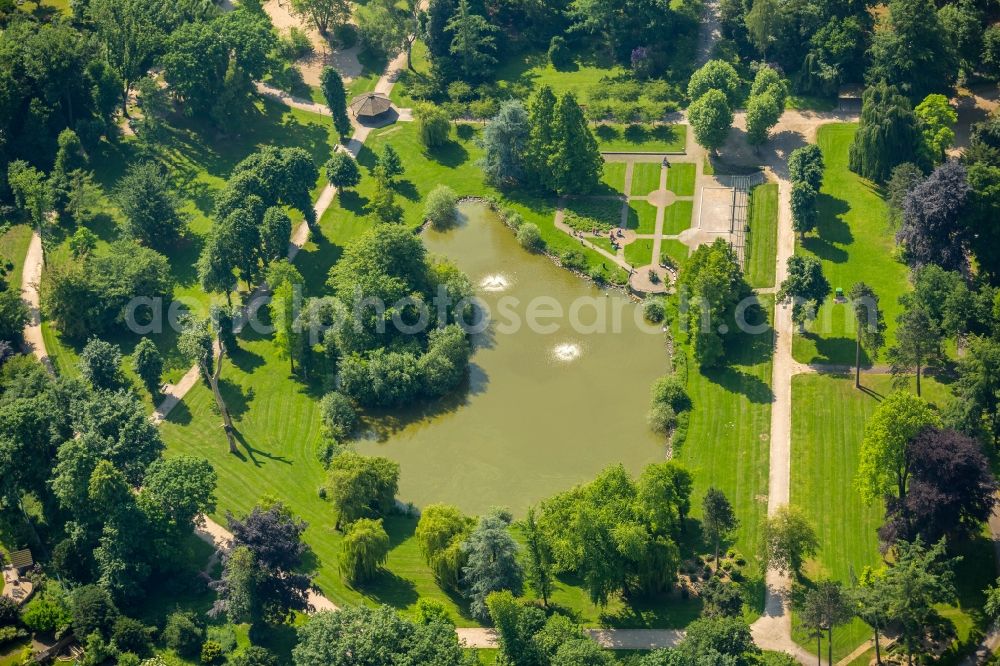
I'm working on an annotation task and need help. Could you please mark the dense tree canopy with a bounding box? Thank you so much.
[849,82,921,183]
[537,463,691,605]
[292,606,467,666]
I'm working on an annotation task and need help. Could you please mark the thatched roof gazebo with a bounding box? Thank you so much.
[349,92,393,120]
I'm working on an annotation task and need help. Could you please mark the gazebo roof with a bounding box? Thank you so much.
[8,549,32,570]
[349,92,393,118]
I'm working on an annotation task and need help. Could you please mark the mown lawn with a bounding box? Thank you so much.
[662,201,693,235]
[602,162,628,193]
[625,238,655,267]
[790,373,992,661]
[662,239,689,269]
[631,162,663,197]
[0,223,33,288]
[746,183,778,289]
[793,124,909,365]
[666,163,696,197]
[631,201,659,234]
[494,50,628,105]
[674,296,775,609]
[594,124,686,153]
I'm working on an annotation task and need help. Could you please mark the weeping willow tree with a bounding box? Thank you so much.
[340,518,390,584]
[848,81,920,183]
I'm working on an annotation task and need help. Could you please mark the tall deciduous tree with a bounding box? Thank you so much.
[800,580,852,666]
[88,0,162,114]
[292,606,466,666]
[880,428,997,546]
[788,144,824,191]
[211,545,258,624]
[856,390,939,504]
[688,89,733,155]
[416,103,451,148]
[868,0,958,101]
[115,162,186,249]
[178,315,237,454]
[325,152,361,190]
[415,503,473,592]
[340,518,390,584]
[914,94,957,165]
[849,282,886,388]
[848,82,920,183]
[289,0,350,35]
[132,337,163,396]
[777,255,830,327]
[887,303,944,397]
[790,181,818,238]
[227,502,313,622]
[702,487,738,570]
[745,91,782,148]
[687,60,742,107]
[327,452,399,529]
[759,505,818,578]
[744,0,783,58]
[946,336,1000,445]
[78,338,125,391]
[852,568,892,666]
[897,160,970,272]
[519,506,553,607]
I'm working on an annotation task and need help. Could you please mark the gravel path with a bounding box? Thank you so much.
[20,228,51,374]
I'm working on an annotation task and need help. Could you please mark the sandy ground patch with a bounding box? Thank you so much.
[264,0,362,86]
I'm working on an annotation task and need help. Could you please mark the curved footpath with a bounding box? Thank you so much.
[18,19,1000,661]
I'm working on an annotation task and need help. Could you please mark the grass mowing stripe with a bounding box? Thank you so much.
[746,183,777,289]
[793,124,909,365]
[789,372,989,660]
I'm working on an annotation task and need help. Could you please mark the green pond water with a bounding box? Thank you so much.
[355,202,669,515]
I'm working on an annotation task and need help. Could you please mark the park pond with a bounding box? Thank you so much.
[356,202,670,515]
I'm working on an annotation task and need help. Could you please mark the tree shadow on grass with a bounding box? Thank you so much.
[251,622,298,664]
[456,124,476,142]
[228,344,265,374]
[337,189,370,216]
[359,570,419,609]
[807,192,853,264]
[801,331,857,365]
[231,428,293,468]
[393,179,420,201]
[296,227,344,299]
[594,124,620,144]
[801,235,848,264]
[164,399,193,426]
[702,366,774,404]
[600,592,702,630]
[426,139,469,168]
[218,378,254,420]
